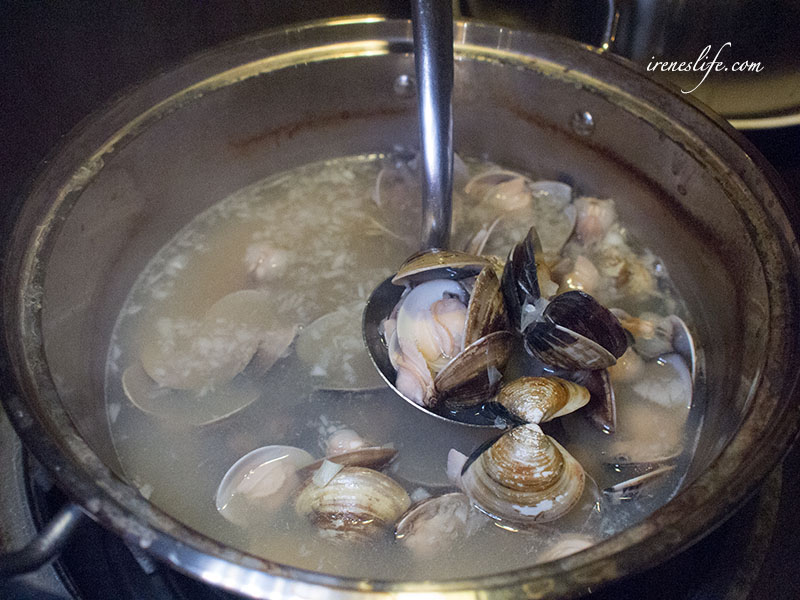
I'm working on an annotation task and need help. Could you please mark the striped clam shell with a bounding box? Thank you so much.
[392,249,492,286]
[461,423,585,526]
[495,376,590,424]
[523,290,628,371]
[294,467,410,542]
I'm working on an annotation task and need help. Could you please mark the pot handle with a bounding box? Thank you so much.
[0,503,87,577]
[599,0,621,52]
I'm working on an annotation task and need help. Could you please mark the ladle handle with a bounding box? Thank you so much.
[411,0,454,250]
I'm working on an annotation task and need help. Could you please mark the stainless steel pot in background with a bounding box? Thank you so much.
[464,0,800,128]
[1,15,800,600]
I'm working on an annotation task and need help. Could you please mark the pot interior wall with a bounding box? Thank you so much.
[36,31,763,513]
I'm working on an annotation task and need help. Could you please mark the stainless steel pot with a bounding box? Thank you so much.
[465,0,800,129]
[2,16,799,599]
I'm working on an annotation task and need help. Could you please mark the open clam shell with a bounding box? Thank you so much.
[394,492,485,556]
[432,330,514,411]
[299,446,399,476]
[140,289,277,390]
[385,255,514,417]
[463,265,509,346]
[294,466,411,542]
[580,369,617,434]
[296,300,385,392]
[494,376,590,425]
[461,423,585,526]
[501,227,545,329]
[215,445,314,526]
[611,309,697,382]
[392,249,492,287]
[122,361,261,426]
[463,174,576,258]
[524,290,628,371]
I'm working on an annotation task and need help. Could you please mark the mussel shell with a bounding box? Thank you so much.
[501,227,543,329]
[461,423,585,526]
[524,291,627,370]
[392,249,492,286]
[432,330,514,410]
[464,266,509,346]
[581,369,617,434]
[294,466,411,542]
[495,376,590,424]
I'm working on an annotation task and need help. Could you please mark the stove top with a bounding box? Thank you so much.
[1,3,799,599]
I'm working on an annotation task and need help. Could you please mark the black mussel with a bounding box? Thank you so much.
[523,291,627,371]
[578,369,617,434]
[501,227,543,329]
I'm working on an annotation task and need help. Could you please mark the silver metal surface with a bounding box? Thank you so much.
[411,0,453,250]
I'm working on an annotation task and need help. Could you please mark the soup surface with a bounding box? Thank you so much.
[105,153,700,580]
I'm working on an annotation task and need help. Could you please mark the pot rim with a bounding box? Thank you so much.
[2,15,800,600]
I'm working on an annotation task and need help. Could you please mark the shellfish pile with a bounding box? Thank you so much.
[110,155,698,573]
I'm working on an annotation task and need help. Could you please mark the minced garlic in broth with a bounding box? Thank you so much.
[105,154,699,580]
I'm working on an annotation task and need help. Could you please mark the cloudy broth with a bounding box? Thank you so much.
[105,154,700,580]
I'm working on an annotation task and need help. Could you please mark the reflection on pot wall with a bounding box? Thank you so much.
[464,0,800,124]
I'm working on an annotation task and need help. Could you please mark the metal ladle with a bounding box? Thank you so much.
[363,1,496,427]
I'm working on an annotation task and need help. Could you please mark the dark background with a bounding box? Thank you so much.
[1,2,799,599]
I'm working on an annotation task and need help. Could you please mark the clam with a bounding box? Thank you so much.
[630,352,693,409]
[573,197,616,246]
[391,249,492,286]
[606,346,645,383]
[493,376,590,425]
[294,466,411,542]
[325,428,367,457]
[385,251,512,412]
[611,309,696,382]
[577,369,617,434]
[215,445,314,526]
[608,391,689,465]
[463,171,576,257]
[522,290,628,371]
[500,228,626,372]
[372,151,422,249]
[122,361,261,426]
[464,170,530,209]
[555,254,601,295]
[140,290,277,390]
[245,325,298,377]
[244,242,291,285]
[295,300,385,391]
[394,492,485,556]
[300,446,399,475]
[460,423,585,526]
